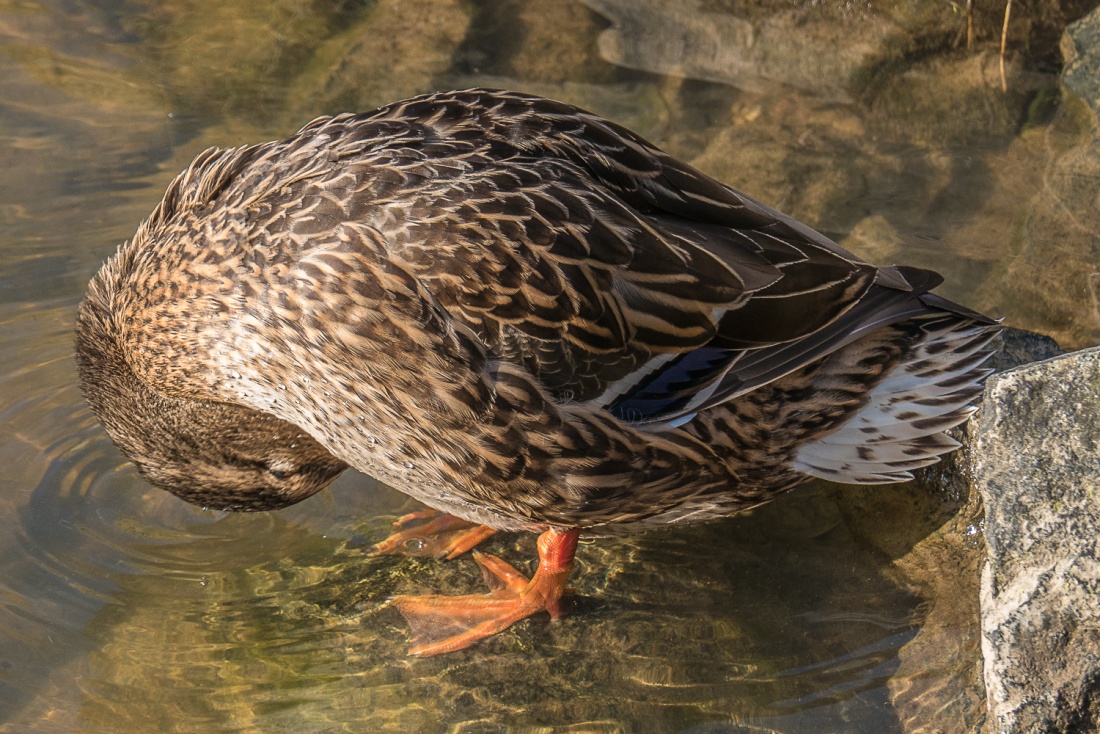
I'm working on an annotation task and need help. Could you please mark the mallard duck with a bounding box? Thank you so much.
[75,89,998,656]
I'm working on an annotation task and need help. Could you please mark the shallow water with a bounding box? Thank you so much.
[1,0,1097,731]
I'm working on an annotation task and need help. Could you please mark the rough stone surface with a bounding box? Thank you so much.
[1063,6,1100,118]
[975,347,1100,734]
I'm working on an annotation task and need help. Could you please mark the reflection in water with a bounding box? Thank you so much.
[1,0,1097,731]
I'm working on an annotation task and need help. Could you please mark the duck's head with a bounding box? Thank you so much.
[74,269,348,512]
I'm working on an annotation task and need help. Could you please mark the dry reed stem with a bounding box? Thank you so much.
[967,0,974,49]
[1000,0,1013,92]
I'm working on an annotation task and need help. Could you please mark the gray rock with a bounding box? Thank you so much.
[974,347,1100,733]
[1063,6,1100,119]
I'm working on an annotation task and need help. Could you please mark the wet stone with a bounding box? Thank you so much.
[974,347,1100,733]
[1063,6,1100,119]
[580,0,903,100]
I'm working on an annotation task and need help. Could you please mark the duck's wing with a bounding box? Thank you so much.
[327,90,935,422]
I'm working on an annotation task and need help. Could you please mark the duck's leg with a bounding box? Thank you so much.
[370,510,497,560]
[390,528,579,656]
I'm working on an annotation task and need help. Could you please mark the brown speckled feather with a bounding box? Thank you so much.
[76,89,998,532]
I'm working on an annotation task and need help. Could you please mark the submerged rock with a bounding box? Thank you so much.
[963,7,1100,350]
[455,0,613,85]
[989,329,1066,372]
[286,0,471,118]
[579,0,1088,103]
[974,347,1100,733]
[580,0,902,100]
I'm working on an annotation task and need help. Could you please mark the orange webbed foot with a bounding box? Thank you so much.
[370,510,496,560]
[390,529,579,656]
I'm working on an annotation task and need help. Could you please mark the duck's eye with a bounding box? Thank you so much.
[266,465,296,480]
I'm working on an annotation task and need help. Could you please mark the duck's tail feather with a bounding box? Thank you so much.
[791,314,999,484]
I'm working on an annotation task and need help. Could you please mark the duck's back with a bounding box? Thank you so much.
[92,88,999,532]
